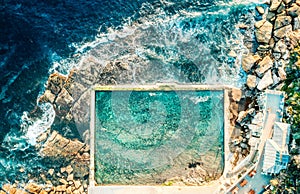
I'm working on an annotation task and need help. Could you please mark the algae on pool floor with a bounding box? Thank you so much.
[94,90,224,185]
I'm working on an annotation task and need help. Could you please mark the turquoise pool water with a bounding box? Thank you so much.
[94,90,224,185]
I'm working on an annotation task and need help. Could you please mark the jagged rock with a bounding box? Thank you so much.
[66,165,73,174]
[74,181,81,189]
[273,39,288,54]
[39,131,85,160]
[242,54,260,72]
[267,11,276,21]
[256,6,265,14]
[277,3,286,14]
[39,190,47,194]
[255,20,266,29]
[270,0,282,11]
[46,73,67,95]
[287,3,300,17]
[55,185,66,192]
[71,157,89,179]
[246,75,257,89]
[283,0,292,4]
[59,179,68,185]
[278,67,287,80]
[255,20,273,43]
[255,56,273,77]
[48,169,54,176]
[39,90,56,104]
[257,45,271,51]
[231,88,242,102]
[274,24,292,38]
[294,16,300,30]
[55,88,73,106]
[274,16,291,29]
[289,30,300,49]
[25,183,42,193]
[67,174,74,181]
[273,52,281,60]
[257,70,274,90]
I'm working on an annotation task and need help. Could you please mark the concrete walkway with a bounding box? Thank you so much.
[89,183,220,194]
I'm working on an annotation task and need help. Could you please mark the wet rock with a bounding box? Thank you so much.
[39,131,85,160]
[283,0,292,4]
[257,45,271,51]
[277,3,286,14]
[255,56,273,77]
[270,0,282,11]
[267,11,276,21]
[59,179,68,185]
[274,24,293,38]
[71,157,89,179]
[288,30,300,49]
[67,174,74,181]
[55,185,66,192]
[293,16,300,30]
[66,165,73,174]
[46,73,67,95]
[242,54,260,72]
[39,190,48,194]
[287,3,300,17]
[74,181,81,189]
[25,183,42,193]
[39,90,56,104]
[48,169,54,176]
[273,52,281,60]
[278,67,287,80]
[255,20,273,43]
[256,6,264,14]
[273,39,288,54]
[274,16,292,29]
[246,75,257,89]
[231,88,242,102]
[55,88,74,108]
[257,70,274,90]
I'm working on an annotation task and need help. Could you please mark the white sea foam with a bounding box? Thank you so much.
[21,103,55,146]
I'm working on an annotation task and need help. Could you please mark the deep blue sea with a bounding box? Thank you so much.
[0,0,264,186]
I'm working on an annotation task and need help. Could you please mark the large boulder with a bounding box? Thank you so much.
[255,56,273,77]
[287,3,300,17]
[242,54,260,72]
[246,75,257,89]
[270,0,282,11]
[231,88,242,102]
[255,20,273,43]
[274,16,292,30]
[39,131,85,160]
[257,70,274,90]
[274,25,293,39]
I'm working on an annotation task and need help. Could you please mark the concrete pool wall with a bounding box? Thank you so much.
[89,83,232,193]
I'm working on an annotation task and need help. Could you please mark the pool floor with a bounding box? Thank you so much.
[94,90,224,185]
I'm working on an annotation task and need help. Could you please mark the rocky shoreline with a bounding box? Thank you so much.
[227,0,300,171]
[2,0,300,193]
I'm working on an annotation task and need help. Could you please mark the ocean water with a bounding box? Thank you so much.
[95,90,224,184]
[0,0,265,186]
